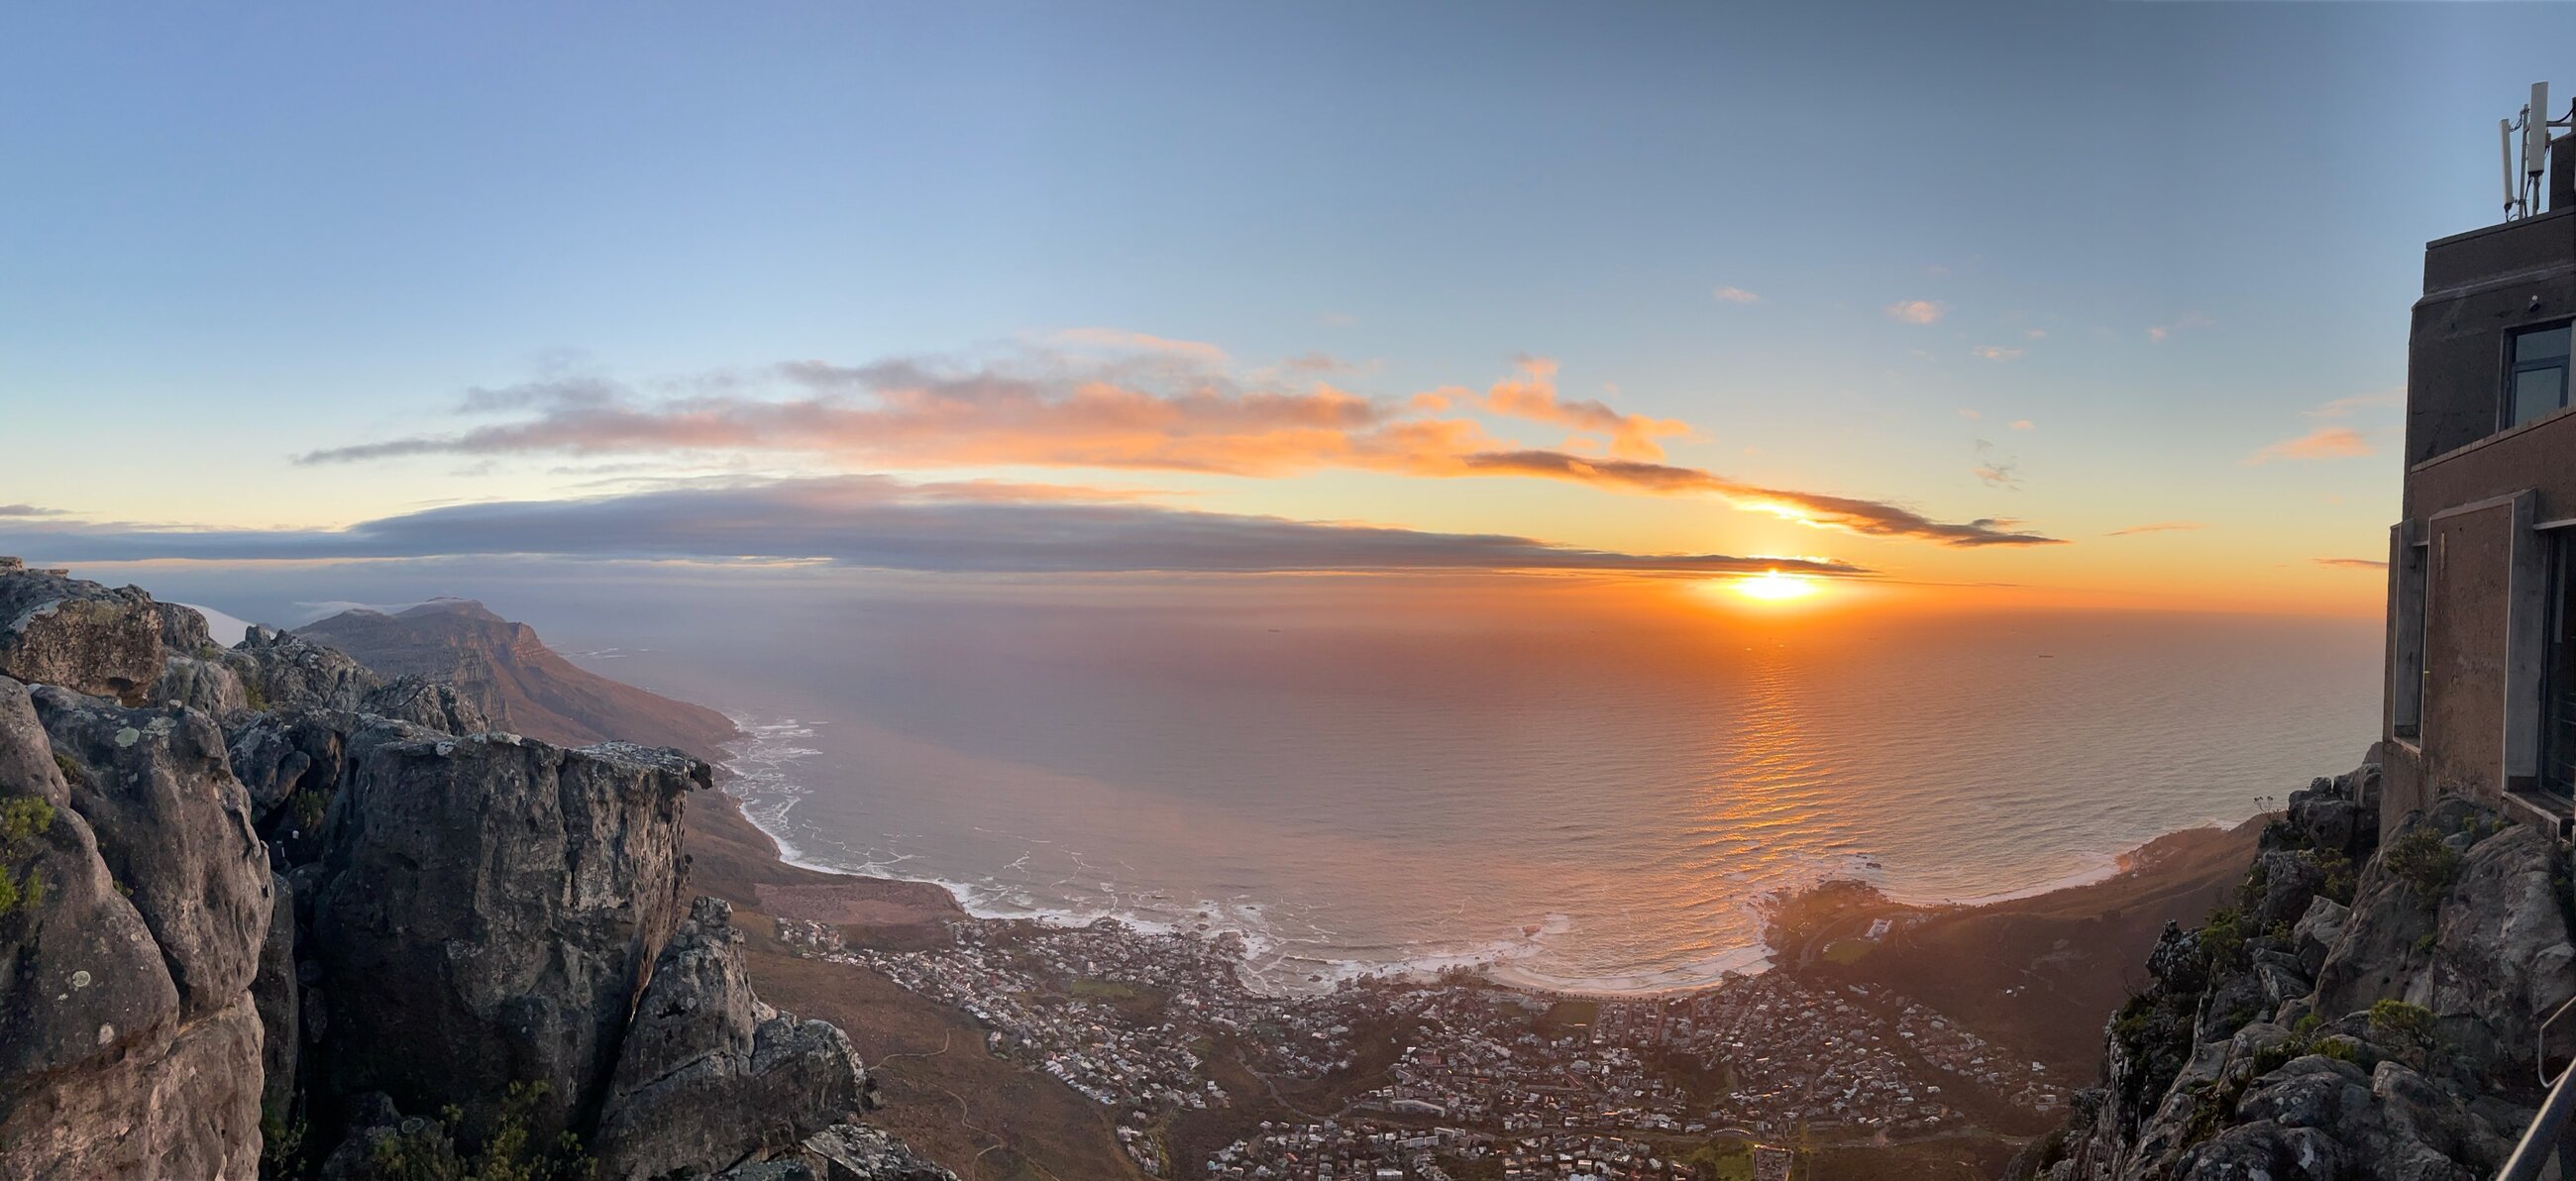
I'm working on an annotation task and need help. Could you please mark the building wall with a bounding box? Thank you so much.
[2405,210,2576,466]
[2382,211,2576,838]
[2405,410,2576,521]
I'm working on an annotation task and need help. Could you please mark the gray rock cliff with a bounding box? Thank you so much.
[0,559,954,1180]
[593,897,872,1180]
[2034,759,2576,1181]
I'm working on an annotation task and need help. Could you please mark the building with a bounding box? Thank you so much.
[2382,126,2576,836]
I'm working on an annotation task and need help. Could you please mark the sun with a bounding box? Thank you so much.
[1731,571,1820,601]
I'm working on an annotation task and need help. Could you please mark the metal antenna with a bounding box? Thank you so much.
[2508,117,2522,219]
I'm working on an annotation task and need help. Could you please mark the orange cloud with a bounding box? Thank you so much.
[2107,521,2205,536]
[1478,356,1689,462]
[2247,426,2373,464]
[1888,300,1946,325]
[299,345,2062,548]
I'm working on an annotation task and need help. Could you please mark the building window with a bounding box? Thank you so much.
[2548,537,2576,796]
[2510,322,2573,429]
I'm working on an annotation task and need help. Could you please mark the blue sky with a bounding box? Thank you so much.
[5,2,2570,613]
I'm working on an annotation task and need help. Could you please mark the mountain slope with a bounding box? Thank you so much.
[296,599,738,761]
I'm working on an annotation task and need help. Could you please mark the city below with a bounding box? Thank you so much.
[784,909,2069,1180]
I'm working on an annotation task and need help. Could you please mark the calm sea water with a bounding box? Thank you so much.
[553,582,2381,995]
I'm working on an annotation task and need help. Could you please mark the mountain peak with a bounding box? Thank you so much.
[396,597,504,622]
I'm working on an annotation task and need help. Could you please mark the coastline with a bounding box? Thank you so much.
[699,705,2261,1005]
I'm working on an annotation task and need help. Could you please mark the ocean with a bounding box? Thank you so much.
[541,576,2381,996]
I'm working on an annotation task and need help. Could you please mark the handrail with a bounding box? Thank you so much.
[2499,1062,2576,1181]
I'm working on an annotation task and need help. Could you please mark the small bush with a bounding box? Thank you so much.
[0,796,54,920]
[51,752,83,788]
[261,1102,308,1178]
[2200,909,2248,972]
[2369,999,2437,1045]
[2305,848,2356,904]
[367,1082,591,1181]
[291,790,328,832]
[2383,828,2461,899]
[243,681,270,712]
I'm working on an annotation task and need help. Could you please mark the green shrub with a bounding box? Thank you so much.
[243,681,269,712]
[51,752,83,788]
[0,797,54,920]
[261,1102,308,1178]
[2384,829,2461,899]
[2200,909,2248,972]
[2304,848,2356,904]
[2369,999,2437,1045]
[368,1082,591,1181]
[2237,861,2271,912]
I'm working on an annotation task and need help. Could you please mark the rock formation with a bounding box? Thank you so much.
[312,724,701,1146]
[0,675,270,1179]
[0,562,947,1180]
[592,897,871,1180]
[2032,758,2576,1181]
[0,556,164,704]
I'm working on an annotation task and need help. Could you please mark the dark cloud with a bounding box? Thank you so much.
[0,505,64,517]
[0,477,1873,578]
[2313,557,2388,570]
[1451,453,2061,547]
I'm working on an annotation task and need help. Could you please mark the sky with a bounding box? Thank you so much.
[4,2,2567,618]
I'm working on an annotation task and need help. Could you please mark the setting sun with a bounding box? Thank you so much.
[1731,571,1820,601]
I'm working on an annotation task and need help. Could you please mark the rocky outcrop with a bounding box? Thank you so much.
[359,674,493,735]
[233,625,381,714]
[0,558,164,704]
[766,1125,960,1180]
[35,689,273,1012]
[312,725,704,1146]
[2034,759,2569,1181]
[0,676,269,1181]
[593,897,871,1180]
[0,560,944,1180]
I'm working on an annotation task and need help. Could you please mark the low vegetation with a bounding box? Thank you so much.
[2382,829,2460,899]
[0,795,55,920]
[366,1082,592,1181]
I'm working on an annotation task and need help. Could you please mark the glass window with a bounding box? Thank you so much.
[2516,367,2567,427]
[2510,324,2575,428]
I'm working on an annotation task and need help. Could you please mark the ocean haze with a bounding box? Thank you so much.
[87,563,2381,994]
[537,574,2385,994]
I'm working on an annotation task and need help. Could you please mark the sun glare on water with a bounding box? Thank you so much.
[1731,571,1820,601]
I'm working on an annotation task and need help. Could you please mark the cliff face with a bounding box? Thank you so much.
[0,561,953,1181]
[2035,760,2575,1181]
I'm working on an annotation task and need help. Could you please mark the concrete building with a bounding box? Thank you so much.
[2382,162,2576,836]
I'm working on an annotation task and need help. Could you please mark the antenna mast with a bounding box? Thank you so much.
[2503,81,2575,221]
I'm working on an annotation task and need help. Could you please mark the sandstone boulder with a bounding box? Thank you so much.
[0,676,268,1180]
[0,561,164,703]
